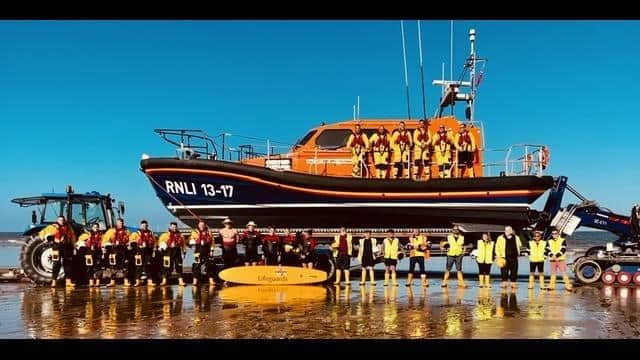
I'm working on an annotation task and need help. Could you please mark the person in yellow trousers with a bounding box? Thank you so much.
[433,125,453,178]
[357,230,377,286]
[331,227,353,285]
[495,226,522,290]
[528,230,547,290]
[546,228,573,291]
[369,126,391,179]
[406,228,430,287]
[441,225,467,288]
[390,121,413,179]
[454,123,477,178]
[382,229,400,286]
[412,119,432,180]
[475,233,494,288]
[346,123,370,178]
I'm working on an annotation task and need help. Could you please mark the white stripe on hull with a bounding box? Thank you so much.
[166,202,531,210]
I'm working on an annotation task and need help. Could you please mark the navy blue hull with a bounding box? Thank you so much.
[141,158,554,229]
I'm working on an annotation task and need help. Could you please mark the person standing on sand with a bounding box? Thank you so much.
[528,230,547,290]
[475,232,494,288]
[357,230,377,286]
[441,225,467,288]
[262,226,282,265]
[546,228,573,291]
[495,226,522,290]
[382,229,400,287]
[240,221,262,267]
[331,227,353,285]
[219,218,239,269]
[158,222,186,287]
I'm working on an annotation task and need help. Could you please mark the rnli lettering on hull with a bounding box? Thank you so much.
[164,180,234,198]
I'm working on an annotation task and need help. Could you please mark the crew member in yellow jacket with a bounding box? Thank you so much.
[390,121,413,179]
[331,227,353,285]
[528,231,547,290]
[475,233,494,288]
[412,119,432,180]
[546,228,572,291]
[495,226,522,290]
[433,125,453,178]
[407,229,430,287]
[382,229,400,287]
[39,216,77,288]
[454,123,477,178]
[369,126,391,179]
[346,123,370,178]
[441,225,467,288]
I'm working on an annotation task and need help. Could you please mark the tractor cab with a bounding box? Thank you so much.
[11,187,124,239]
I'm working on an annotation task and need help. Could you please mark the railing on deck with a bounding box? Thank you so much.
[483,144,548,177]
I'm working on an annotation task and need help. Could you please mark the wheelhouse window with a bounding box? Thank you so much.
[295,130,318,147]
[314,129,353,149]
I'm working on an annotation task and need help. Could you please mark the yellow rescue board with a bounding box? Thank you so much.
[219,285,327,305]
[218,265,328,285]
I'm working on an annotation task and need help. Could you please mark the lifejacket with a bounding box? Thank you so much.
[114,227,129,246]
[195,229,213,246]
[409,235,427,257]
[137,229,155,248]
[262,234,281,255]
[446,234,465,257]
[357,237,377,263]
[373,134,390,152]
[87,231,102,249]
[434,132,449,146]
[167,230,183,248]
[300,237,317,255]
[476,240,494,264]
[416,128,430,143]
[547,237,567,261]
[394,130,411,152]
[349,133,366,148]
[528,240,547,262]
[495,234,522,259]
[332,234,353,257]
[383,237,400,259]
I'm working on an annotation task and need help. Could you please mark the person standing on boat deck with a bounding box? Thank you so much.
[412,119,432,180]
[391,121,413,179]
[158,222,187,287]
[441,225,467,288]
[189,220,214,285]
[495,226,522,290]
[475,233,494,288]
[39,216,77,288]
[369,125,391,179]
[433,125,454,178]
[383,229,400,286]
[546,228,572,291]
[102,218,129,287]
[281,228,300,266]
[332,227,353,285]
[407,228,430,287]
[358,230,377,286]
[262,225,282,265]
[219,218,239,268]
[130,220,157,286]
[299,229,317,269]
[240,221,262,266]
[454,123,477,178]
[346,123,370,178]
[84,223,103,287]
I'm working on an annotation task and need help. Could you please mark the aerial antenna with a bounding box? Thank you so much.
[353,104,356,121]
[450,20,454,81]
[400,20,412,121]
[357,95,360,120]
[417,20,428,121]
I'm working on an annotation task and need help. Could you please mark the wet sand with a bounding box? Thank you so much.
[2,279,639,339]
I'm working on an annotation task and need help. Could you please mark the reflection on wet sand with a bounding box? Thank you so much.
[12,281,640,338]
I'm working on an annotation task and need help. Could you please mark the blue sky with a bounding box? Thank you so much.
[1,20,639,232]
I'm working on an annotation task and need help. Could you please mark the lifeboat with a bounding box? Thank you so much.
[140,27,555,231]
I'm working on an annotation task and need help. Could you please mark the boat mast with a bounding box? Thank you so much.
[417,20,428,121]
[468,28,476,123]
[400,20,412,121]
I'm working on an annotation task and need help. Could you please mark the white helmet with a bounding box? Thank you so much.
[470,249,479,259]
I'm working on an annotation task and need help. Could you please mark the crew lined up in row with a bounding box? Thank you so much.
[346,120,477,179]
